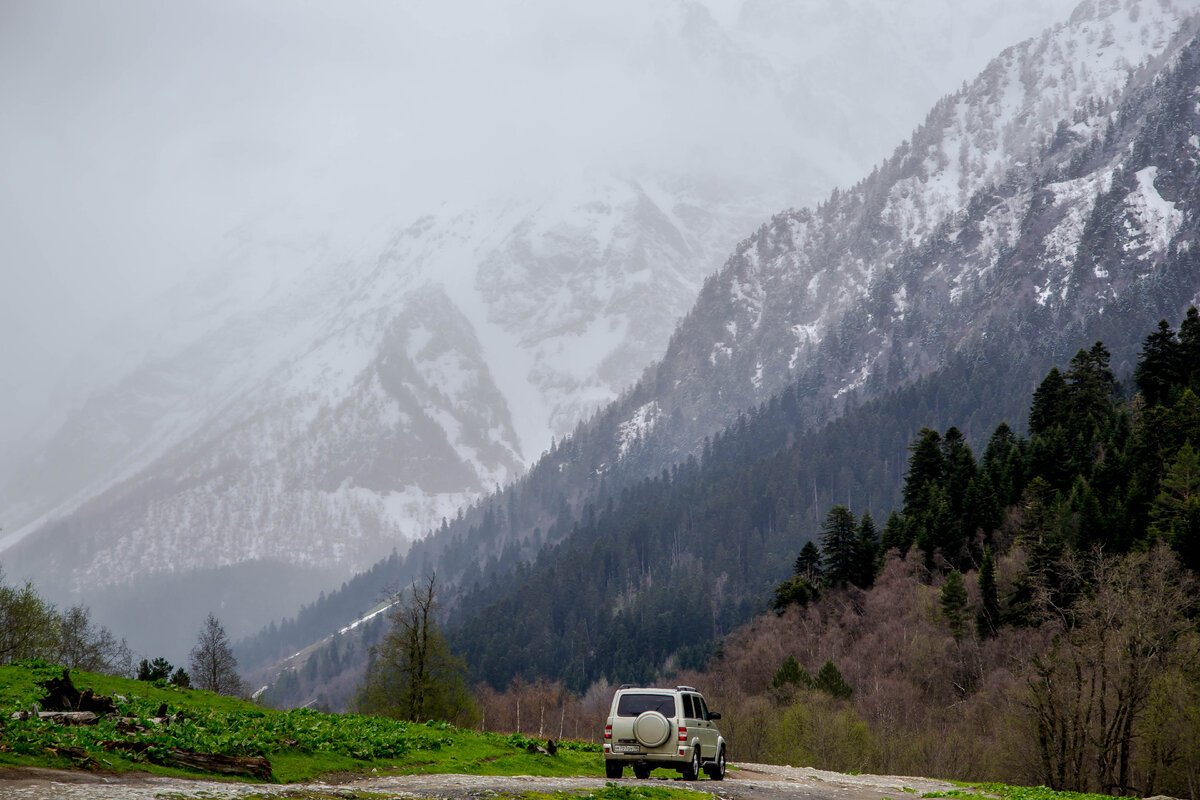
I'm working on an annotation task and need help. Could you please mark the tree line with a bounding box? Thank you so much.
[0,568,244,697]
[750,310,1200,796]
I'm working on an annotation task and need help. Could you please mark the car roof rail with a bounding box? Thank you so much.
[618,684,633,690]
[676,685,697,692]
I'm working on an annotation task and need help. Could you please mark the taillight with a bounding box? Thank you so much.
[678,726,687,742]
[605,725,612,739]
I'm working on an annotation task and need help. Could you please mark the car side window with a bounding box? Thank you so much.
[682,694,695,719]
[696,695,709,721]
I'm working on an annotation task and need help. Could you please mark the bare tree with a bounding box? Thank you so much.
[355,573,472,724]
[1022,545,1197,793]
[0,570,59,664]
[188,613,243,696]
[57,604,132,676]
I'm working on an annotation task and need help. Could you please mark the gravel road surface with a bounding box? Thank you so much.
[0,763,963,800]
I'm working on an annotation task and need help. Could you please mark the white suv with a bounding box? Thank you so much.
[603,685,726,780]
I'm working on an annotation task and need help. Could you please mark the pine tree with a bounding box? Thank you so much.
[1066,342,1116,440]
[137,657,173,682]
[793,541,822,582]
[1135,319,1181,407]
[1149,440,1200,570]
[880,510,909,556]
[903,428,945,518]
[814,659,853,699]
[1029,367,1070,435]
[1178,306,1200,390]
[939,570,969,640]
[976,547,1000,639]
[771,655,813,690]
[820,505,859,588]
[854,511,880,588]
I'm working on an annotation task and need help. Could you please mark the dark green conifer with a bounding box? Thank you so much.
[1135,319,1181,407]
[1178,306,1200,389]
[814,659,853,699]
[976,547,1000,639]
[820,505,859,588]
[880,510,909,556]
[793,541,822,581]
[854,511,880,587]
[1029,367,1069,435]
[771,654,813,690]
[1149,440,1200,570]
[903,428,945,519]
[939,569,969,640]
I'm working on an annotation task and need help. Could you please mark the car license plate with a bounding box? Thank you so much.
[612,745,641,754]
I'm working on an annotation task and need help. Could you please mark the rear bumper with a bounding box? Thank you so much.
[604,745,693,766]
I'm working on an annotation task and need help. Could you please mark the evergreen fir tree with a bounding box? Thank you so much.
[820,505,859,588]
[814,659,853,700]
[880,510,909,556]
[793,541,822,582]
[1149,440,1200,570]
[771,654,813,690]
[1178,306,1200,390]
[976,547,1000,639]
[1135,319,1181,407]
[939,569,969,640]
[854,511,880,587]
[903,428,945,518]
[1029,367,1069,435]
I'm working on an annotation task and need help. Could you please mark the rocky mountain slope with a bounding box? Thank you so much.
[618,0,1200,461]
[0,1,1078,656]
[234,0,1200,705]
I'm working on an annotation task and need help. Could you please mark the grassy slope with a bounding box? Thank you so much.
[0,660,601,783]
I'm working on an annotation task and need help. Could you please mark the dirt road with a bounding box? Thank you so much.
[0,762,963,800]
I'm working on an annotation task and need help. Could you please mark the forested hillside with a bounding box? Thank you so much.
[683,309,1200,797]
[240,15,1200,711]
[446,347,1039,690]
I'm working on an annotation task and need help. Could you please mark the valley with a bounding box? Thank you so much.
[5,1,1200,797]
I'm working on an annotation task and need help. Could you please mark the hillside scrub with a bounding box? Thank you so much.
[0,660,600,783]
[0,572,131,675]
[466,314,1200,795]
[693,314,1200,796]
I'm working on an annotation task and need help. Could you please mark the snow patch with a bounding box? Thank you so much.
[618,401,662,457]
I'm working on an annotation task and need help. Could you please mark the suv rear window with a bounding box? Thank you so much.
[616,693,676,717]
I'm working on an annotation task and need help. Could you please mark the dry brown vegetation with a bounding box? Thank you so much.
[677,544,1200,798]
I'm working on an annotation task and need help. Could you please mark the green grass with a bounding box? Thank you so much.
[919,784,1117,800]
[235,784,712,800]
[0,660,601,784]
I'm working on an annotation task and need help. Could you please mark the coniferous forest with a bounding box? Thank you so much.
[448,311,1200,797]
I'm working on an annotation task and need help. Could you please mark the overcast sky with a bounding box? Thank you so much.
[0,0,1078,452]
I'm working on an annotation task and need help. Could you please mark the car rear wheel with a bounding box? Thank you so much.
[681,746,701,781]
[634,765,651,779]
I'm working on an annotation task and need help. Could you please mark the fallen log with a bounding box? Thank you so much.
[9,711,98,725]
[48,745,99,769]
[101,741,272,781]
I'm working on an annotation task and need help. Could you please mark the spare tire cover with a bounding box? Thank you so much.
[633,710,671,747]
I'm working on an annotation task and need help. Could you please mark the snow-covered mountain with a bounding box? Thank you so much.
[616,0,1200,457]
[1,177,780,590]
[0,0,1082,654]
